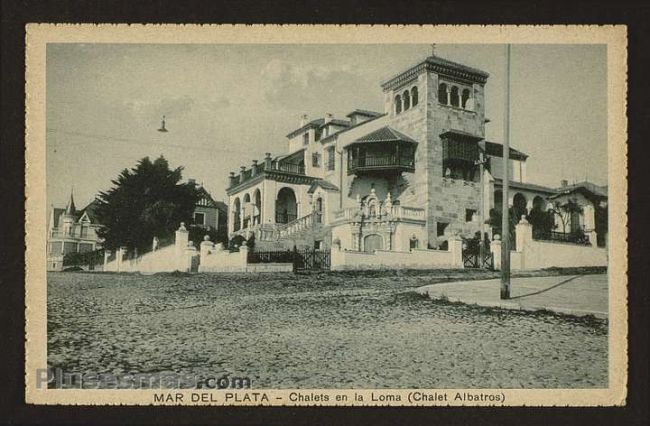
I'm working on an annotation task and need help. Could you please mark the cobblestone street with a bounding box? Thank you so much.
[47,271,608,389]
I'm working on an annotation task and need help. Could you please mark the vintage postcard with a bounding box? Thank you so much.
[25,24,627,406]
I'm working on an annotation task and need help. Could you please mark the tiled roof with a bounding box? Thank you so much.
[493,178,558,195]
[276,148,305,163]
[551,181,608,199]
[214,201,228,213]
[51,207,65,228]
[351,126,418,145]
[346,109,383,118]
[319,113,387,144]
[308,179,340,194]
[440,129,483,142]
[484,141,528,161]
[426,55,489,79]
[286,118,325,138]
[381,54,489,90]
[321,119,350,128]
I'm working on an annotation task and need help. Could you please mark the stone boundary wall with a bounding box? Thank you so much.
[103,224,294,274]
[491,219,608,271]
[330,236,463,271]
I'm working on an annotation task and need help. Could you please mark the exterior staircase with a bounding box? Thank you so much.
[254,212,329,250]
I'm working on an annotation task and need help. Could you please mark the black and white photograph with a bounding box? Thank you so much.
[24,24,627,406]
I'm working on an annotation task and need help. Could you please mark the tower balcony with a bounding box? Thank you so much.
[348,152,415,175]
[345,126,417,176]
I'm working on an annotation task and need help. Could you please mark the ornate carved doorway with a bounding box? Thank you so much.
[363,234,383,253]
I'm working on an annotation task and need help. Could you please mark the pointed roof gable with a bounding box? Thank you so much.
[64,190,76,216]
[307,179,340,194]
[77,200,99,223]
[195,186,218,208]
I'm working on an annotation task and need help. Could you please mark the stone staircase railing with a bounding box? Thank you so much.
[276,212,318,239]
[332,205,425,222]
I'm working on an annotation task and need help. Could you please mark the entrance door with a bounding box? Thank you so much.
[364,234,383,253]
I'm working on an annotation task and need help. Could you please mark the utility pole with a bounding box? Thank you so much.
[476,141,488,267]
[501,44,512,300]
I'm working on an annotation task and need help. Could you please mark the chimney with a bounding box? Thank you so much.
[324,113,333,124]
[300,114,309,127]
[188,178,196,185]
[251,160,258,176]
[560,179,568,187]
[228,172,237,187]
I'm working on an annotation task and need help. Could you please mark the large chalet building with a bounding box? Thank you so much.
[226,52,607,253]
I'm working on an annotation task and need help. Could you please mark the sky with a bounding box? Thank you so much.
[46,43,607,209]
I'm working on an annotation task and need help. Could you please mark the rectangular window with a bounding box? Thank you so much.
[465,209,476,222]
[194,212,205,225]
[327,146,335,171]
[303,132,309,145]
[312,152,321,167]
[437,222,449,237]
[314,240,322,250]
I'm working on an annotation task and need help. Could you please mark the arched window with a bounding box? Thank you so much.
[315,197,323,224]
[438,83,448,105]
[242,193,251,228]
[513,193,528,223]
[402,90,411,111]
[395,95,402,114]
[253,189,261,225]
[275,187,297,224]
[461,88,471,109]
[411,86,418,106]
[233,198,241,231]
[450,86,460,107]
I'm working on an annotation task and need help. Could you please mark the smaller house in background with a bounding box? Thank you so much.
[47,191,104,271]
[190,180,228,241]
[549,180,608,247]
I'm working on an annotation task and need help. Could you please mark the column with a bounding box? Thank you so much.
[515,217,532,252]
[491,235,502,270]
[448,235,464,268]
[175,222,189,270]
[239,241,249,271]
[200,235,214,259]
[103,250,112,270]
[117,246,127,272]
[185,242,198,273]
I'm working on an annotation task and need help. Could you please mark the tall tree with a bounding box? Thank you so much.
[95,156,199,252]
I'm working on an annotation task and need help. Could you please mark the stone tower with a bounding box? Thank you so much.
[381,54,489,246]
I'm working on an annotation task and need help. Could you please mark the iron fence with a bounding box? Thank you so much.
[247,248,331,271]
[535,231,590,245]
